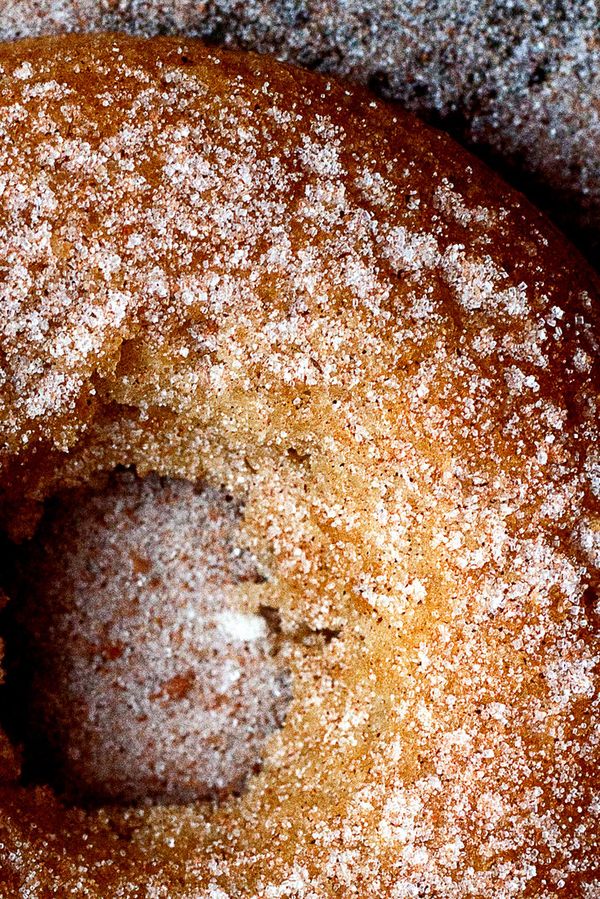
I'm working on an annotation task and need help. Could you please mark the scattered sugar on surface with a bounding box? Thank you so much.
[0,35,596,899]
[12,470,290,805]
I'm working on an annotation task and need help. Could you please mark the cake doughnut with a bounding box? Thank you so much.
[0,33,598,898]
[0,1,599,265]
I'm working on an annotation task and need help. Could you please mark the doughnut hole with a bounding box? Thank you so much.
[3,470,291,805]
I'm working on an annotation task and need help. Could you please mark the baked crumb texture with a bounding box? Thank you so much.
[0,1,598,263]
[0,35,598,899]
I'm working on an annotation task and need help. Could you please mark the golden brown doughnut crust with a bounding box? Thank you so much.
[0,33,598,898]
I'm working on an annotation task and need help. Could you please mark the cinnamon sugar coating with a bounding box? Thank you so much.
[0,34,598,899]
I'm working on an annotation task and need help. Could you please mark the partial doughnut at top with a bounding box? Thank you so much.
[1,0,599,264]
[0,34,598,899]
